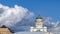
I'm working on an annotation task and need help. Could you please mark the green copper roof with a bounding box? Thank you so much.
[36,15,42,19]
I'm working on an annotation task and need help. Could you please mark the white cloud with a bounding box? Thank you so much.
[0,4,34,27]
[43,17,60,32]
[50,21,60,32]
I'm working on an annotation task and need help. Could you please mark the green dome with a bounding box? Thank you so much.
[36,15,42,19]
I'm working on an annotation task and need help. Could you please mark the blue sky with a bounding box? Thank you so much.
[0,0,60,22]
[0,0,60,33]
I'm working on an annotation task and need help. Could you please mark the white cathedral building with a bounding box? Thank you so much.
[30,15,47,32]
